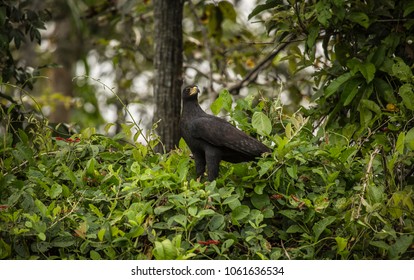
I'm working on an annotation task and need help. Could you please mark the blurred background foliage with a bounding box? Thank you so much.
[1,0,307,138]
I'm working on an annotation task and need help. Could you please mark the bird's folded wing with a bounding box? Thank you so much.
[190,116,269,156]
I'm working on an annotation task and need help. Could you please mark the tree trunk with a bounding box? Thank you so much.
[49,0,83,124]
[153,0,184,152]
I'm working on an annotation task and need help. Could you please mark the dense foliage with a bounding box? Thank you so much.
[1,90,413,259]
[0,0,49,88]
[1,0,414,260]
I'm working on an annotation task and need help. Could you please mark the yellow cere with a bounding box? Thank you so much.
[190,86,198,95]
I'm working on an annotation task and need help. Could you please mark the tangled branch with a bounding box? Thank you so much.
[228,34,297,95]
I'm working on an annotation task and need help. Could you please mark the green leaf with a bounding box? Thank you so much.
[85,158,96,176]
[346,58,362,75]
[342,78,362,106]
[126,226,145,239]
[248,0,281,20]
[286,224,304,233]
[389,191,406,218]
[312,216,336,241]
[222,194,240,205]
[218,1,236,22]
[392,58,413,82]
[367,184,384,204]
[37,232,46,241]
[197,209,215,218]
[90,250,101,260]
[403,2,414,17]
[153,239,177,260]
[278,209,301,221]
[103,246,116,259]
[252,111,272,136]
[286,165,298,180]
[221,239,234,252]
[177,158,190,182]
[374,78,397,104]
[173,214,187,228]
[210,89,232,115]
[35,199,47,217]
[154,205,173,215]
[335,237,348,253]
[405,127,414,150]
[396,132,405,154]
[231,205,250,221]
[188,205,197,217]
[359,107,372,128]
[210,96,223,116]
[348,12,370,28]
[307,24,319,50]
[370,240,390,250]
[285,122,292,139]
[370,45,386,67]
[251,193,270,209]
[258,161,274,177]
[14,142,34,163]
[254,183,266,194]
[359,62,376,84]
[49,183,62,199]
[18,129,29,145]
[98,228,106,242]
[209,214,225,231]
[61,164,78,186]
[360,99,381,115]
[89,204,104,218]
[388,235,414,259]
[51,236,75,248]
[399,83,414,110]
[325,72,353,98]
[316,1,332,27]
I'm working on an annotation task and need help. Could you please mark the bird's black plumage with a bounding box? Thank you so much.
[180,85,271,181]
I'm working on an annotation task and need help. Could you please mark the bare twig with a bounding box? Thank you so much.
[188,0,215,97]
[3,151,59,177]
[294,0,306,33]
[73,75,154,153]
[228,34,297,95]
[354,146,381,219]
[280,240,291,260]
[184,64,222,84]
[49,191,85,228]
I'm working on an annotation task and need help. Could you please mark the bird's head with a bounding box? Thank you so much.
[182,85,199,101]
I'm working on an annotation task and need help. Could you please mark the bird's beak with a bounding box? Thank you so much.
[189,86,198,96]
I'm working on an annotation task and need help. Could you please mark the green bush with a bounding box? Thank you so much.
[1,92,413,260]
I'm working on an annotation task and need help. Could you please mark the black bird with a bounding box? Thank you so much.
[180,85,271,181]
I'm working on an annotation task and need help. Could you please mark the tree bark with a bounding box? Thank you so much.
[49,2,81,124]
[153,0,184,152]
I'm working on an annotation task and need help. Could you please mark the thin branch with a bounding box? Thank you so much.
[3,151,59,177]
[184,64,223,84]
[188,0,215,96]
[294,0,306,33]
[49,191,84,228]
[228,34,297,95]
[74,75,154,153]
[280,240,291,260]
[354,146,381,219]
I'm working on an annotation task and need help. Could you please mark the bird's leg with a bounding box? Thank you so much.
[206,149,221,181]
[193,152,206,179]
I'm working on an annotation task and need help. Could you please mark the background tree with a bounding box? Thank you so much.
[153,0,185,152]
[48,0,83,124]
[0,0,49,89]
